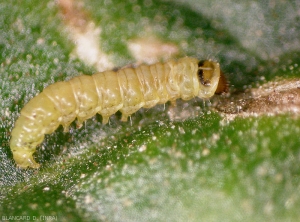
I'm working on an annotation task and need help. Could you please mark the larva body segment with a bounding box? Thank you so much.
[93,71,123,124]
[69,75,99,128]
[10,57,221,168]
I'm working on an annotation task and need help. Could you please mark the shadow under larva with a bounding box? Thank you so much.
[10,57,228,169]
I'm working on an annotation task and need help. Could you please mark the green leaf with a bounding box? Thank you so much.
[1,0,300,221]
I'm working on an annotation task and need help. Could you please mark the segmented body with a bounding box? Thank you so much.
[10,57,223,168]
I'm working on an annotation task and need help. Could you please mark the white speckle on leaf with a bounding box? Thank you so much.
[71,22,113,72]
[178,126,185,134]
[43,187,50,191]
[84,194,94,204]
[57,0,113,72]
[80,173,86,179]
[5,108,10,117]
[128,36,178,64]
[202,148,210,156]
[138,144,147,152]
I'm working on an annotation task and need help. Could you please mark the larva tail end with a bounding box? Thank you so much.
[12,150,40,169]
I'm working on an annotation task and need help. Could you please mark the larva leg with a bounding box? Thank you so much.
[120,115,129,122]
[101,116,110,125]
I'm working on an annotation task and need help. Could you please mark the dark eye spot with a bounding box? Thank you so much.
[198,60,205,67]
[198,60,211,86]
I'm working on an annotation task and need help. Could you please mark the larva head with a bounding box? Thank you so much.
[197,60,221,99]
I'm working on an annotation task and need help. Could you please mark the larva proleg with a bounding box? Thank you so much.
[10,57,224,168]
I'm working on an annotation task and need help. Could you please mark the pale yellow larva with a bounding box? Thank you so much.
[10,57,225,168]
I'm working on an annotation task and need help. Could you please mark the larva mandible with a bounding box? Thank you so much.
[10,57,226,169]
